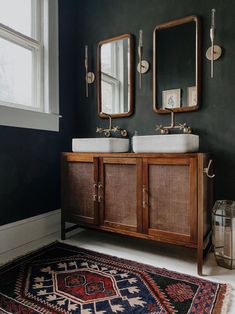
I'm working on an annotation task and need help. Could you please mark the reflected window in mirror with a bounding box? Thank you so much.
[98,34,133,118]
[153,16,201,113]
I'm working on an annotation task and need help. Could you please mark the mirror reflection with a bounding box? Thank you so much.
[98,34,133,118]
[153,16,200,113]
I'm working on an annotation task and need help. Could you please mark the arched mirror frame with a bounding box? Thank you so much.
[97,33,134,118]
[153,15,201,113]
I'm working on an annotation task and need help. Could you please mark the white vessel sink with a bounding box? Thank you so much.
[132,134,199,153]
[72,138,129,153]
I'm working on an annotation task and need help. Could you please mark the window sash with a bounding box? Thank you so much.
[101,72,121,113]
[0,1,43,112]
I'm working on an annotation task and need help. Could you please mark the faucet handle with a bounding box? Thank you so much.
[121,129,128,137]
[104,130,111,137]
[113,126,119,132]
[96,127,102,133]
[155,124,162,131]
[179,123,186,130]
[183,126,192,134]
[155,124,169,134]
[179,123,192,134]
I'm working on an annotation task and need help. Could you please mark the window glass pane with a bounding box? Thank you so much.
[101,81,113,114]
[0,0,35,38]
[101,43,112,76]
[0,37,34,108]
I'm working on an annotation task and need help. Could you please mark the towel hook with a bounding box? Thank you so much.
[204,159,215,179]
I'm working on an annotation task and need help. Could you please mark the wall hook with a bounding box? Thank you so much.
[204,159,215,179]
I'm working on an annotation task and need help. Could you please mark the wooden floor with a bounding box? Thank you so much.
[1,228,234,313]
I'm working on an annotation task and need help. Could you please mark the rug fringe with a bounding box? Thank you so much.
[221,283,232,314]
[0,241,58,268]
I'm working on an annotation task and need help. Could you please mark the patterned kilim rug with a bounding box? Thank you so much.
[0,242,230,314]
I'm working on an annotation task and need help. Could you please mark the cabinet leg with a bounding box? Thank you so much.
[197,246,203,276]
[61,217,66,241]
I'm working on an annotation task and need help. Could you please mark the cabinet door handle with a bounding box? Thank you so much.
[97,182,103,203]
[143,201,148,208]
[142,185,148,208]
[203,159,215,179]
[93,183,98,202]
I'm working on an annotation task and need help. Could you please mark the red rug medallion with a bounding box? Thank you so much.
[0,242,230,313]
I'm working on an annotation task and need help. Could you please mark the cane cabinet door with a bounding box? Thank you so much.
[99,157,142,233]
[142,157,198,244]
[61,155,99,225]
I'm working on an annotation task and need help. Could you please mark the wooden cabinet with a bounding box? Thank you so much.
[61,152,213,274]
[142,157,198,244]
[99,157,142,233]
[61,155,99,233]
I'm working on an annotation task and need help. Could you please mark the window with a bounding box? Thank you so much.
[0,0,59,131]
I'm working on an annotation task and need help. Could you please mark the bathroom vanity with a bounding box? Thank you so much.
[61,152,213,275]
[60,13,212,274]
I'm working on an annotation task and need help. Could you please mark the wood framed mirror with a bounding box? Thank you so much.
[153,16,201,113]
[97,34,134,118]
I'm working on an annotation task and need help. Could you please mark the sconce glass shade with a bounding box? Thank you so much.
[212,200,235,269]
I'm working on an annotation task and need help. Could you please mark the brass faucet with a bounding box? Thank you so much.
[96,112,128,137]
[155,108,192,134]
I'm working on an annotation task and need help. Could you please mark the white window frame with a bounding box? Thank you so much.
[0,0,60,132]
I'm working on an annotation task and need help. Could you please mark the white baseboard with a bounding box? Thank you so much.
[0,209,61,256]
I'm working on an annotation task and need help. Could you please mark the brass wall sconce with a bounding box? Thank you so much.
[85,45,95,97]
[137,30,149,88]
[206,9,222,78]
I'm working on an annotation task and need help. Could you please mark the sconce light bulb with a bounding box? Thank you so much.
[85,45,88,59]
[139,29,143,47]
[211,8,216,28]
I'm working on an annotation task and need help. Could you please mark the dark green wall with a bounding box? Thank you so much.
[74,0,235,201]
[0,1,78,225]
